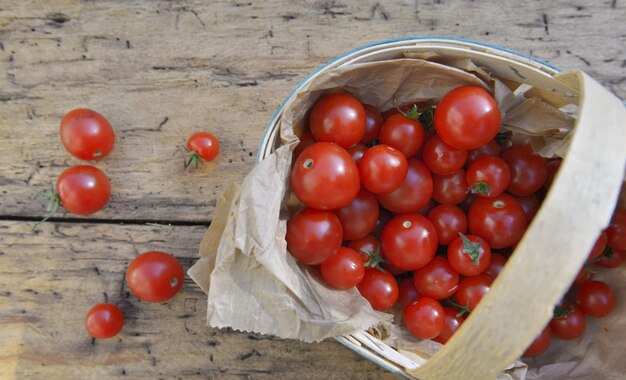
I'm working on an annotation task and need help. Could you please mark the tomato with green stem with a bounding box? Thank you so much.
[185,132,220,168]
[309,92,366,148]
[320,247,365,289]
[594,248,626,268]
[126,251,185,303]
[447,233,491,276]
[403,297,445,339]
[550,304,586,340]
[60,108,115,160]
[286,208,343,265]
[465,155,510,198]
[85,303,124,339]
[378,113,425,157]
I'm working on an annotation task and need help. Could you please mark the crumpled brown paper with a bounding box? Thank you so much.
[188,55,600,379]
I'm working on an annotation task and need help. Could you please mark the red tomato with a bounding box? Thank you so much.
[458,193,477,214]
[379,114,425,157]
[60,108,115,160]
[376,159,433,213]
[550,304,586,340]
[468,194,527,249]
[466,155,510,198]
[371,208,392,238]
[396,278,420,310]
[357,268,399,310]
[573,264,595,286]
[85,303,124,339]
[294,130,316,158]
[422,134,468,175]
[126,251,184,303]
[501,144,548,196]
[403,297,445,339]
[186,132,220,167]
[466,140,501,167]
[381,214,438,270]
[434,86,501,150]
[433,307,466,344]
[454,274,492,311]
[432,169,468,205]
[416,199,438,216]
[361,104,384,144]
[358,145,408,194]
[381,103,427,120]
[588,231,608,260]
[290,142,360,210]
[607,218,626,251]
[309,92,365,148]
[335,188,379,240]
[286,208,343,265]
[320,247,365,289]
[576,280,616,318]
[447,234,491,276]
[348,235,380,262]
[595,249,626,268]
[347,143,368,164]
[55,165,111,215]
[413,257,459,300]
[483,253,507,280]
[523,326,552,357]
[515,194,541,223]
[612,209,626,223]
[544,158,562,190]
[427,204,468,246]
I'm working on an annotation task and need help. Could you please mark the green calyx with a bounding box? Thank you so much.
[397,105,436,133]
[460,233,482,265]
[184,146,205,169]
[553,305,574,319]
[446,298,471,317]
[360,244,387,272]
[33,184,61,231]
[468,182,493,197]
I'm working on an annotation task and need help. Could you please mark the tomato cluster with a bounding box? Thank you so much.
[286,89,623,352]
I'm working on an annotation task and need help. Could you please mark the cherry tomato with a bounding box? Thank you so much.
[432,169,468,205]
[501,144,548,196]
[358,145,408,195]
[595,249,626,268]
[85,303,124,339]
[186,132,220,167]
[290,142,360,210]
[466,140,501,167]
[376,159,433,213]
[294,130,316,158]
[361,104,384,145]
[576,280,616,318]
[348,235,380,262]
[309,92,365,148]
[60,108,115,160]
[454,274,492,311]
[588,231,608,260]
[357,268,399,310]
[379,114,425,157]
[403,297,445,339]
[447,234,491,276]
[515,194,541,224]
[458,193,477,214]
[427,204,468,246]
[523,326,552,357]
[335,188,379,240]
[483,253,507,280]
[544,158,562,190]
[433,307,466,344]
[320,247,365,289]
[286,208,343,265]
[371,208,392,238]
[126,251,184,303]
[422,134,468,175]
[380,261,407,276]
[466,155,510,198]
[381,103,426,120]
[607,218,626,251]
[413,257,459,300]
[347,143,368,164]
[397,278,420,310]
[612,209,626,223]
[468,194,527,249]
[434,86,501,150]
[550,304,586,340]
[381,214,438,270]
[573,264,595,286]
[55,165,111,215]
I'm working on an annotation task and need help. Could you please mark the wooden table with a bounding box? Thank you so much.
[1,1,624,378]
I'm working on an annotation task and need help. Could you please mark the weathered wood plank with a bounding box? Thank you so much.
[0,221,395,379]
[0,0,624,221]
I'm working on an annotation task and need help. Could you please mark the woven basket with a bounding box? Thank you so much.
[257,37,626,379]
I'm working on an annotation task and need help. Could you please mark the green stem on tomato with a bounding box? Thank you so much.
[33,184,61,231]
[459,232,482,265]
[184,146,205,169]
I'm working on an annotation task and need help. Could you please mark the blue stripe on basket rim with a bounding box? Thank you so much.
[255,35,563,163]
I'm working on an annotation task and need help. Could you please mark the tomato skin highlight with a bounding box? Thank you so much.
[335,188,379,241]
[403,297,445,340]
[466,155,511,198]
[187,132,220,162]
[501,144,548,196]
[376,159,433,213]
[447,234,492,276]
[379,113,425,157]
[85,303,124,339]
[60,108,115,160]
[56,165,111,215]
[413,257,459,300]
[320,247,365,289]
[286,208,343,265]
[422,134,468,175]
[468,194,527,249]
[433,307,465,344]
[126,251,184,303]
[550,305,586,340]
[290,142,360,210]
[428,204,467,246]
[434,86,501,150]
[454,274,492,311]
[432,169,468,205]
[358,145,408,195]
[309,93,366,148]
[576,280,616,318]
[381,213,439,270]
[357,268,399,311]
